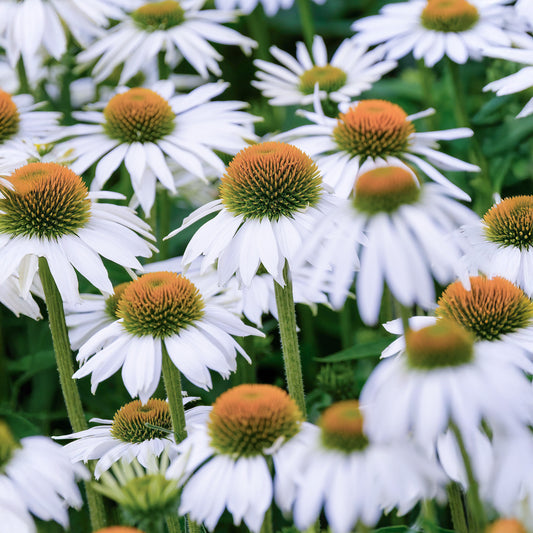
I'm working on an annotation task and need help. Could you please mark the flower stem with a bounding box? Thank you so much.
[447,482,468,533]
[296,0,315,52]
[274,262,306,417]
[399,304,411,335]
[38,256,107,530]
[247,5,270,61]
[450,421,487,533]
[157,188,172,261]
[188,519,202,533]
[16,58,30,95]
[260,503,273,533]
[166,514,183,533]
[161,343,188,443]
[445,58,492,213]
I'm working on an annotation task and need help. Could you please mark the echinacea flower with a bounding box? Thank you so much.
[483,46,533,118]
[0,90,61,167]
[0,275,42,320]
[214,0,324,16]
[485,519,529,533]
[458,196,533,296]
[253,35,396,107]
[360,320,533,451]
[382,276,533,362]
[482,430,533,530]
[55,397,210,478]
[298,161,477,324]
[289,401,444,533]
[52,81,257,215]
[351,0,532,67]
[0,0,128,84]
[277,97,478,198]
[77,0,256,83]
[0,162,155,304]
[0,420,87,531]
[73,271,262,400]
[167,384,314,533]
[167,141,339,287]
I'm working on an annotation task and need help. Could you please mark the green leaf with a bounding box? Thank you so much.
[314,338,390,362]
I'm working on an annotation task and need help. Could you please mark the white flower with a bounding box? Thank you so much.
[167,384,312,533]
[167,141,339,287]
[457,196,533,296]
[0,162,155,305]
[517,0,533,31]
[54,397,210,478]
[351,0,533,67]
[0,421,87,530]
[0,91,61,170]
[253,35,396,107]
[77,0,256,83]
[239,262,332,327]
[51,81,257,215]
[360,320,533,452]
[298,160,477,325]
[73,270,262,401]
[0,0,127,84]
[482,428,533,530]
[381,276,533,363]
[0,275,42,320]
[65,256,243,350]
[484,45,533,118]
[214,0,324,16]
[288,401,445,533]
[276,96,478,199]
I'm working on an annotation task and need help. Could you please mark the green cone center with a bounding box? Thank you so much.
[421,0,480,32]
[319,401,369,453]
[131,0,185,31]
[299,65,348,95]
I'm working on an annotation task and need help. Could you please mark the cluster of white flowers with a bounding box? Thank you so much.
[1,0,533,532]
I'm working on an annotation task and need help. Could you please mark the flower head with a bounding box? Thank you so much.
[458,196,533,297]
[277,98,478,198]
[53,81,257,215]
[253,35,396,107]
[167,384,312,533]
[361,320,533,449]
[290,401,444,533]
[55,396,209,478]
[352,0,531,67]
[0,420,87,530]
[77,0,256,83]
[297,160,477,324]
[74,270,262,400]
[168,141,338,287]
[0,162,155,304]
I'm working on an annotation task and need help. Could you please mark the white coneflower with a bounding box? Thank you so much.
[290,401,445,533]
[361,320,533,450]
[253,35,396,107]
[167,141,339,287]
[0,420,87,531]
[52,81,257,215]
[55,397,209,478]
[458,196,533,296]
[77,0,256,83]
[277,97,478,198]
[167,384,314,533]
[0,162,155,304]
[351,0,532,67]
[298,160,476,324]
[0,0,128,84]
[73,271,262,400]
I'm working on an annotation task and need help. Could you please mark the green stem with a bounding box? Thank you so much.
[38,257,107,530]
[0,310,7,404]
[295,0,315,52]
[158,50,171,80]
[16,58,31,95]
[399,304,411,336]
[340,298,354,350]
[188,519,202,533]
[450,422,486,533]
[161,343,188,443]
[447,483,468,533]
[157,188,172,261]
[445,58,492,212]
[417,60,436,130]
[260,502,273,533]
[166,513,183,533]
[247,5,270,61]
[273,263,306,417]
